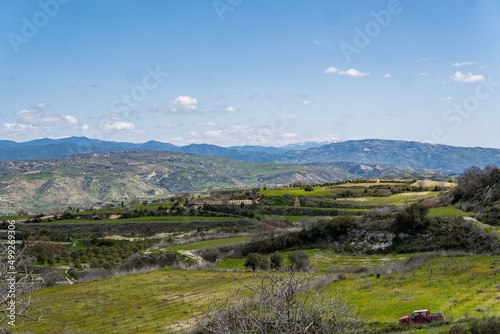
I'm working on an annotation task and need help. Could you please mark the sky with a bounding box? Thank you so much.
[0,0,499,148]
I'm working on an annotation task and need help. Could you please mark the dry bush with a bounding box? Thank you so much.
[1,241,61,327]
[77,268,113,283]
[194,271,365,334]
[368,254,434,276]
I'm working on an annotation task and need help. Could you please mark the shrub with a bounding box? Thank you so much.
[244,253,270,271]
[194,271,365,333]
[37,254,47,265]
[41,268,65,287]
[200,249,221,263]
[116,252,181,272]
[393,203,430,234]
[270,251,284,269]
[288,250,309,271]
[304,184,315,191]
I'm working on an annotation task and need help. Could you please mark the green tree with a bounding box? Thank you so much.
[70,251,79,260]
[37,254,47,265]
[288,250,309,271]
[304,184,314,191]
[394,203,430,234]
[244,253,270,271]
[270,251,284,269]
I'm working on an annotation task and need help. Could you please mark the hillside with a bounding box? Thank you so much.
[275,139,500,173]
[0,151,440,214]
[451,165,500,225]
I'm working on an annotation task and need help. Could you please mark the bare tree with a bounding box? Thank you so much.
[194,271,365,333]
[1,237,61,328]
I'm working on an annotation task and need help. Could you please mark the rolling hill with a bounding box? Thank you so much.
[0,151,440,214]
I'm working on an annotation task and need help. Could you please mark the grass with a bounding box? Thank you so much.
[256,214,307,222]
[334,191,440,206]
[260,188,334,196]
[213,250,411,272]
[428,206,473,217]
[42,216,243,224]
[270,205,368,212]
[18,268,257,334]
[17,254,500,333]
[324,255,500,326]
[163,237,252,251]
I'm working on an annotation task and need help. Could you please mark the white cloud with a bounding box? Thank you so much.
[224,106,237,112]
[313,40,321,45]
[103,122,136,131]
[16,109,80,126]
[35,102,51,110]
[384,73,391,78]
[324,67,340,74]
[161,122,182,128]
[302,100,316,105]
[440,96,453,101]
[63,115,79,125]
[186,130,198,136]
[416,57,439,63]
[1,123,38,132]
[212,105,239,113]
[80,124,91,131]
[173,95,198,109]
[451,71,485,83]
[449,61,476,67]
[325,67,369,77]
[168,95,200,114]
[246,129,299,146]
[339,68,369,77]
[419,72,429,76]
[197,122,216,126]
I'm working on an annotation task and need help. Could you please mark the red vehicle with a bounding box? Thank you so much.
[399,309,445,324]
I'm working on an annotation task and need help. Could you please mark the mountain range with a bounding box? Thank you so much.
[1,137,500,174]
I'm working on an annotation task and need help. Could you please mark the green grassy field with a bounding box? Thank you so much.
[324,255,500,326]
[212,250,411,272]
[334,191,440,206]
[269,205,368,212]
[260,188,334,196]
[428,206,473,217]
[42,216,243,224]
[256,214,306,221]
[18,254,500,333]
[18,269,257,334]
[163,236,252,251]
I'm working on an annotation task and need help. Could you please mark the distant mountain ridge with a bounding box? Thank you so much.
[1,137,500,173]
[275,139,500,174]
[0,137,277,162]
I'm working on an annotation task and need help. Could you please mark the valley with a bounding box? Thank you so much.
[3,168,500,333]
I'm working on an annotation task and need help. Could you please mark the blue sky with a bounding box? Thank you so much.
[1,0,499,148]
